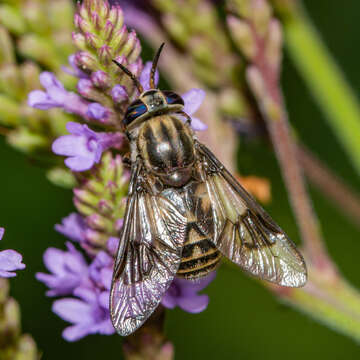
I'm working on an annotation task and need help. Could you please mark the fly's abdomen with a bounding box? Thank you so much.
[177,225,221,280]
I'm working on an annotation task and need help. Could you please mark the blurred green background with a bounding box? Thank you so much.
[1,0,360,358]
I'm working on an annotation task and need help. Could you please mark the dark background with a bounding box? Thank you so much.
[1,1,360,358]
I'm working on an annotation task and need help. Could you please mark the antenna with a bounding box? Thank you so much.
[150,43,165,89]
[112,59,144,93]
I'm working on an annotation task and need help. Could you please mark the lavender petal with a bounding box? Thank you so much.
[182,88,206,115]
[178,294,209,314]
[0,249,26,278]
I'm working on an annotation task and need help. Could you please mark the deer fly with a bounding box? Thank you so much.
[110,44,307,336]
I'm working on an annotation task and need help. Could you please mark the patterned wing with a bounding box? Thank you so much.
[110,162,187,336]
[197,143,307,287]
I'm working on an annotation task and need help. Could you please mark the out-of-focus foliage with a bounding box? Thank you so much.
[1,0,360,359]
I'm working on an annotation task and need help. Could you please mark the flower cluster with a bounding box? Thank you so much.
[28,61,206,172]
[37,241,115,341]
[37,224,216,341]
[0,228,25,278]
[29,0,214,343]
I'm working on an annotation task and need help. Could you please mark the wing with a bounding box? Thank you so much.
[110,161,187,336]
[197,143,307,287]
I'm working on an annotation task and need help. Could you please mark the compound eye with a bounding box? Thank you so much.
[163,91,184,106]
[123,99,147,127]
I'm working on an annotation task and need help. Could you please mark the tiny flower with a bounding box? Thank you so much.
[0,228,26,278]
[88,250,113,288]
[62,54,89,79]
[86,103,110,122]
[28,72,89,117]
[36,242,89,296]
[181,89,207,131]
[161,272,216,313]
[55,213,87,243]
[52,287,115,341]
[106,236,120,256]
[111,85,128,103]
[52,122,123,172]
[139,62,207,130]
[52,250,115,341]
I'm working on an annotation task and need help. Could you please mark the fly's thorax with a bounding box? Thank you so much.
[137,115,195,187]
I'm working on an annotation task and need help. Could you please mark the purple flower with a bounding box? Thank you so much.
[28,72,89,117]
[0,228,26,278]
[55,213,87,243]
[139,62,207,131]
[111,85,128,103]
[53,286,114,341]
[86,103,110,122]
[181,89,207,131]
[52,250,114,341]
[36,242,90,296]
[106,236,120,256]
[52,122,123,171]
[88,251,113,288]
[62,54,89,79]
[161,272,216,313]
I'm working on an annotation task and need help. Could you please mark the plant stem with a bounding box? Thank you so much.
[271,0,360,176]
[269,266,360,343]
[245,27,331,272]
[298,144,360,229]
[123,306,174,360]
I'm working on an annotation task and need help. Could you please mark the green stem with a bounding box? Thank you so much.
[273,271,360,343]
[272,0,360,175]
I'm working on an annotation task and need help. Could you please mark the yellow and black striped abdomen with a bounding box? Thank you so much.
[177,224,222,280]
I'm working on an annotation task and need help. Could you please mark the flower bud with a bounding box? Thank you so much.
[111,85,128,103]
[75,51,98,72]
[91,70,111,89]
[72,32,87,51]
[98,44,112,65]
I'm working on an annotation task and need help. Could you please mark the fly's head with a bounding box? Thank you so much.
[113,43,185,132]
[123,89,184,131]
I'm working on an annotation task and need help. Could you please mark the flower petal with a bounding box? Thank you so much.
[73,286,97,303]
[42,247,67,275]
[52,134,89,157]
[161,291,177,309]
[0,249,25,272]
[62,324,91,342]
[52,298,93,324]
[0,228,4,241]
[28,90,59,109]
[86,103,109,121]
[100,267,112,290]
[106,237,119,255]
[111,85,128,103]
[190,117,208,131]
[178,294,209,313]
[55,213,87,243]
[180,271,216,294]
[66,121,86,135]
[65,156,95,172]
[40,71,64,90]
[92,318,115,335]
[99,290,110,309]
[139,61,159,91]
[182,89,205,115]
